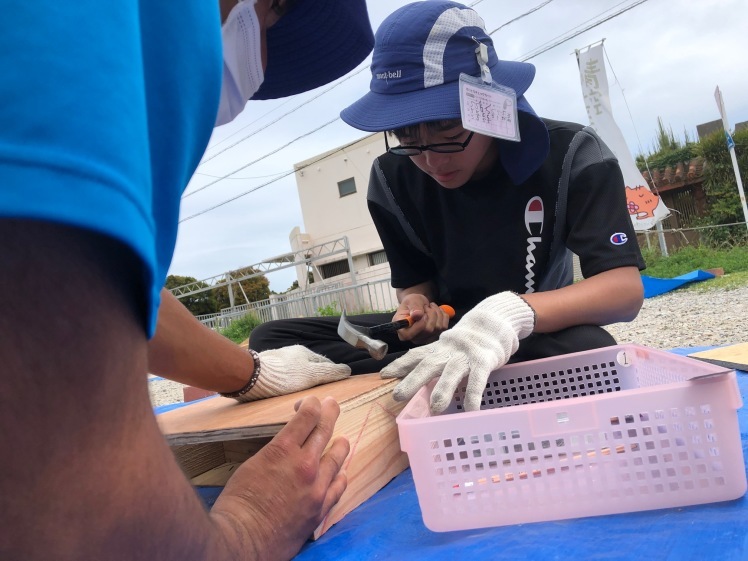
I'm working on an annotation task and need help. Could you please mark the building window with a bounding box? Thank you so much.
[367,250,388,266]
[338,177,356,197]
[319,259,351,279]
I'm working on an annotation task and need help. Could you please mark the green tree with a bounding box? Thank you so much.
[695,127,748,247]
[164,275,219,316]
[213,267,271,310]
[284,272,314,293]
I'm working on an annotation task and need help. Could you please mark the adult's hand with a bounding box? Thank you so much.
[211,396,350,560]
[236,346,351,402]
[381,292,535,413]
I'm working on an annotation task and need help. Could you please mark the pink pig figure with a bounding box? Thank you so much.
[625,185,660,220]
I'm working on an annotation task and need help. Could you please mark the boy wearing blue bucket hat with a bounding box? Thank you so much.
[344,0,645,413]
[251,1,645,414]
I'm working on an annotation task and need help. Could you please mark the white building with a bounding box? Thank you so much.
[290,132,392,289]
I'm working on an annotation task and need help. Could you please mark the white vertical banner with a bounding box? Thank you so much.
[577,44,669,231]
[714,86,748,232]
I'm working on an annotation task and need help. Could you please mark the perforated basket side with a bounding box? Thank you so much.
[397,346,746,532]
[442,345,732,414]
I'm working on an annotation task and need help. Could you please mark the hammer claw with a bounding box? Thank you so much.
[337,309,389,360]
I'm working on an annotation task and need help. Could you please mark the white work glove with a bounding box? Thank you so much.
[381,292,535,413]
[236,345,351,402]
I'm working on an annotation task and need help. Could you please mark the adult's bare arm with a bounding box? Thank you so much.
[149,292,352,398]
[0,221,348,561]
[522,266,644,333]
[149,288,253,393]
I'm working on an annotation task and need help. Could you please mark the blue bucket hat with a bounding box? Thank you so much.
[340,0,550,185]
[252,0,375,100]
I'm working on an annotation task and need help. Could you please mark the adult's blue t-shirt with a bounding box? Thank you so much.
[0,1,222,336]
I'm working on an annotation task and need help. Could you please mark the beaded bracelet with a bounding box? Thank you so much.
[220,348,261,399]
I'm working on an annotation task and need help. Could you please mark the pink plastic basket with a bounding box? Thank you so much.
[396,345,746,532]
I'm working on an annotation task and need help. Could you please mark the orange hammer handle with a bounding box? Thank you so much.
[401,304,455,326]
[368,304,455,336]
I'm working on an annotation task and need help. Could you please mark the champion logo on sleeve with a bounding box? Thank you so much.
[610,232,629,245]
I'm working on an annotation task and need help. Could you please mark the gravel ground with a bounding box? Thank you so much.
[148,286,748,408]
[148,375,187,409]
[606,285,748,350]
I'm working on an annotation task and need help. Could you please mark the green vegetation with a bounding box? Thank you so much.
[213,267,271,310]
[684,270,748,292]
[218,312,263,343]
[635,119,747,248]
[165,269,272,317]
[315,302,397,317]
[635,117,697,172]
[641,245,748,289]
[164,275,218,316]
[695,128,748,247]
[316,302,341,317]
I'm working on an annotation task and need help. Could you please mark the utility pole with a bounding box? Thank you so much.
[714,86,748,233]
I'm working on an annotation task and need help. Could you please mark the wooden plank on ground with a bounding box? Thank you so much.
[689,342,748,372]
[158,374,409,539]
[191,462,244,486]
[314,383,408,538]
[158,374,393,445]
[171,442,226,479]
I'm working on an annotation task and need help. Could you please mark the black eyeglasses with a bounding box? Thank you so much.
[385,131,475,156]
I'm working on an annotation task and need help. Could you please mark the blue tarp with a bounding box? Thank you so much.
[153,394,215,415]
[641,270,716,298]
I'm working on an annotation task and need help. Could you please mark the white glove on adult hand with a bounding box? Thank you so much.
[381,292,535,413]
[236,345,351,402]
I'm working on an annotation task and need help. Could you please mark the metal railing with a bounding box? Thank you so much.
[196,277,398,330]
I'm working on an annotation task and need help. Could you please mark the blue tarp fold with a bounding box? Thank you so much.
[641,269,715,298]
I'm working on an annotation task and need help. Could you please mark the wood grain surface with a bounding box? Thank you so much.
[689,342,748,371]
[158,374,409,539]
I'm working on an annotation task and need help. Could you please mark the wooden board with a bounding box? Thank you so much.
[158,374,409,539]
[158,374,395,444]
[689,342,748,372]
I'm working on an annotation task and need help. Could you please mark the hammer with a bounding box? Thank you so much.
[337,305,455,360]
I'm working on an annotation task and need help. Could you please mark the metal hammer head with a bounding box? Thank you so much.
[337,309,388,360]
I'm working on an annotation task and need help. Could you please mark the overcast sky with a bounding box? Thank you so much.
[171,0,748,293]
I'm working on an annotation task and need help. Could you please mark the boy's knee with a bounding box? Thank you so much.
[570,325,617,350]
[247,320,274,351]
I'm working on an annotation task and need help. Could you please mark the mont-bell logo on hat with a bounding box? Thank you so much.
[375,69,403,80]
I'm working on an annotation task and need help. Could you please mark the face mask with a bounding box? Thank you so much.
[215,0,265,126]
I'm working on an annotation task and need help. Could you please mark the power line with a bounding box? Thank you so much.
[202,97,297,155]
[512,0,632,58]
[516,0,652,61]
[182,117,339,199]
[488,0,556,35]
[193,170,289,180]
[179,135,368,223]
[197,65,370,167]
